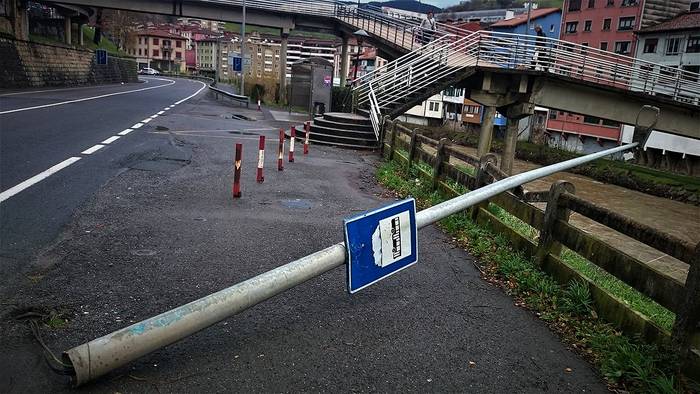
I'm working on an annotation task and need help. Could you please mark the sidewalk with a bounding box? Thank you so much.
[0,96,606,392]
[452,144,700,285]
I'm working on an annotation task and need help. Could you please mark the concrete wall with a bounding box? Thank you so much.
[0,35,138,88]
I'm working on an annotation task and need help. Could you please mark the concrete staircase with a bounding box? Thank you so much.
[305,112,378,150]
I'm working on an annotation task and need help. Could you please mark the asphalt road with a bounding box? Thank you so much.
[0,92,607,392]
[0,78,206,281]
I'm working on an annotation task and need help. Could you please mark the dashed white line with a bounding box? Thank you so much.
[142,118,151,123]
[101,136,121,144]
[81,144,105,154]
[150,114,158,119]
[132,123,144,129]
[157,111,165,115]
[164,108,170,111]
[0,157,81,203]
[118,128,134,136]
[0,79,176,115]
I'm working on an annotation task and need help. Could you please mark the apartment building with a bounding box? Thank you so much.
[125,30,186,72]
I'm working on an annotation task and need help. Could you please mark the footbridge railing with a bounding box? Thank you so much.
[353,30,700,116]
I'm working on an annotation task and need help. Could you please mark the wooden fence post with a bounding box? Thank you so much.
[407,128,418,169]
[432,138,449,190]
[470,153,498,221]
[671,242,700,366]
[535,180,576,265]
[388,121,398,161]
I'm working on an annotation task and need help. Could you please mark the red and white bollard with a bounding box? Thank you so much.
[303,122,310,155]
[277,129,284,171]
[232,143,242,198]
[288,126,296,163]
[256,135,265,183]
[257,99,261,111]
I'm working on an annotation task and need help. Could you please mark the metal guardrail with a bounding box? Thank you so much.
[164,73,250,107]
[367,84,381,140]
[63,136,638,386]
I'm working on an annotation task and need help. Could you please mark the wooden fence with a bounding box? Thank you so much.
[380,117,700,373]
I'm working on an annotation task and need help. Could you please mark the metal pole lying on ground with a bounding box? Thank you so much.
[257,136,265,183]
[64,142,638,386]
[278,129,284,171]
[289,127,296,162]
[232,143,243,198]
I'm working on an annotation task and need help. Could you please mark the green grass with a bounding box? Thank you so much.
[376,157,685,392]
[81,26,129,57]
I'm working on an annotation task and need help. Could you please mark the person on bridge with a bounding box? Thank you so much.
[420,11,437,45]
[532,25,550,71]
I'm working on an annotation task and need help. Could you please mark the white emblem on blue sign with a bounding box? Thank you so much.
[344,198,418,293]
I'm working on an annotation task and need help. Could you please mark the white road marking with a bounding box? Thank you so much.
[132,123,144,129]
[164,108,170,111]
[142,118,151,123]
[157,111,165,115]
[174,81,206,105]
[101,136,120,144]
[150,114,158,119]
[118,128,133,136]
[81,144,105,154]
[0,157,81,203]
[0,78,176,115]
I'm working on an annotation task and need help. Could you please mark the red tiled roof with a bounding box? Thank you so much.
[490,8,560,27]
[637,10,700,33]
[137,30,185,40]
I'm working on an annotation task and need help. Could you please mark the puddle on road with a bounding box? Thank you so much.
[280,199,313,209]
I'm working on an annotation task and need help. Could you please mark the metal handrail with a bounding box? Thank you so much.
[368,83,381,140]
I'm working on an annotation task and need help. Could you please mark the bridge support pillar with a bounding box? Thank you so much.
[64,16,72,45]
[9,0,29,40]
[502,119,519,175]
[340,35,349,87]
[278,30,289,104]
[477,106,497,157]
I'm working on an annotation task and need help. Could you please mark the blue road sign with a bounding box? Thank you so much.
[232,56,242,72]
[344,198,418,294]
[95,49,108,65]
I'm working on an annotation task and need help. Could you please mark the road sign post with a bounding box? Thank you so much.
[95,49,108,65]
[344,198,417,293]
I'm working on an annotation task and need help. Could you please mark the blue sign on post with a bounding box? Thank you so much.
[344,198,418,294]
[95,49,108,65]
[232,56,242,72]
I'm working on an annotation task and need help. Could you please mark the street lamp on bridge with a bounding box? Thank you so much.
[352,29,369,85]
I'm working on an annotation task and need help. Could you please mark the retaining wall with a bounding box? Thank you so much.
[0,35,137,89]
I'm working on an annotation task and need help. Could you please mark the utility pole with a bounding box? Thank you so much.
[240,0,246,95]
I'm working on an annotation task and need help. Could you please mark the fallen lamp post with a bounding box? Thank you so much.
[63,142,638,386]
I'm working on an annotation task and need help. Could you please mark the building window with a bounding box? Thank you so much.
[606,0,614,5]
[153,49,159,57]
[666,37,681,55]
[643,38,658,53]
[602,18,611,31]
[614,41,630,54]
[687,36,700,53]
[600,42,608,51]
[588,0,595,7]
[691,1,699,11]
[138,37,142,45]
[618,16,634,31]
[548,111,557,119]
[176,41,182,48]
[621,0,638,5]
[565,22,578,34]
[682,65,700,81]
[153,38,159,45]
[602,119,619,127]
[584,20,592,31]
[583,115,600,124]
[175,51,182,59]
[138,48,142,55]
[581,42,589,54]
[568,0,582,11]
